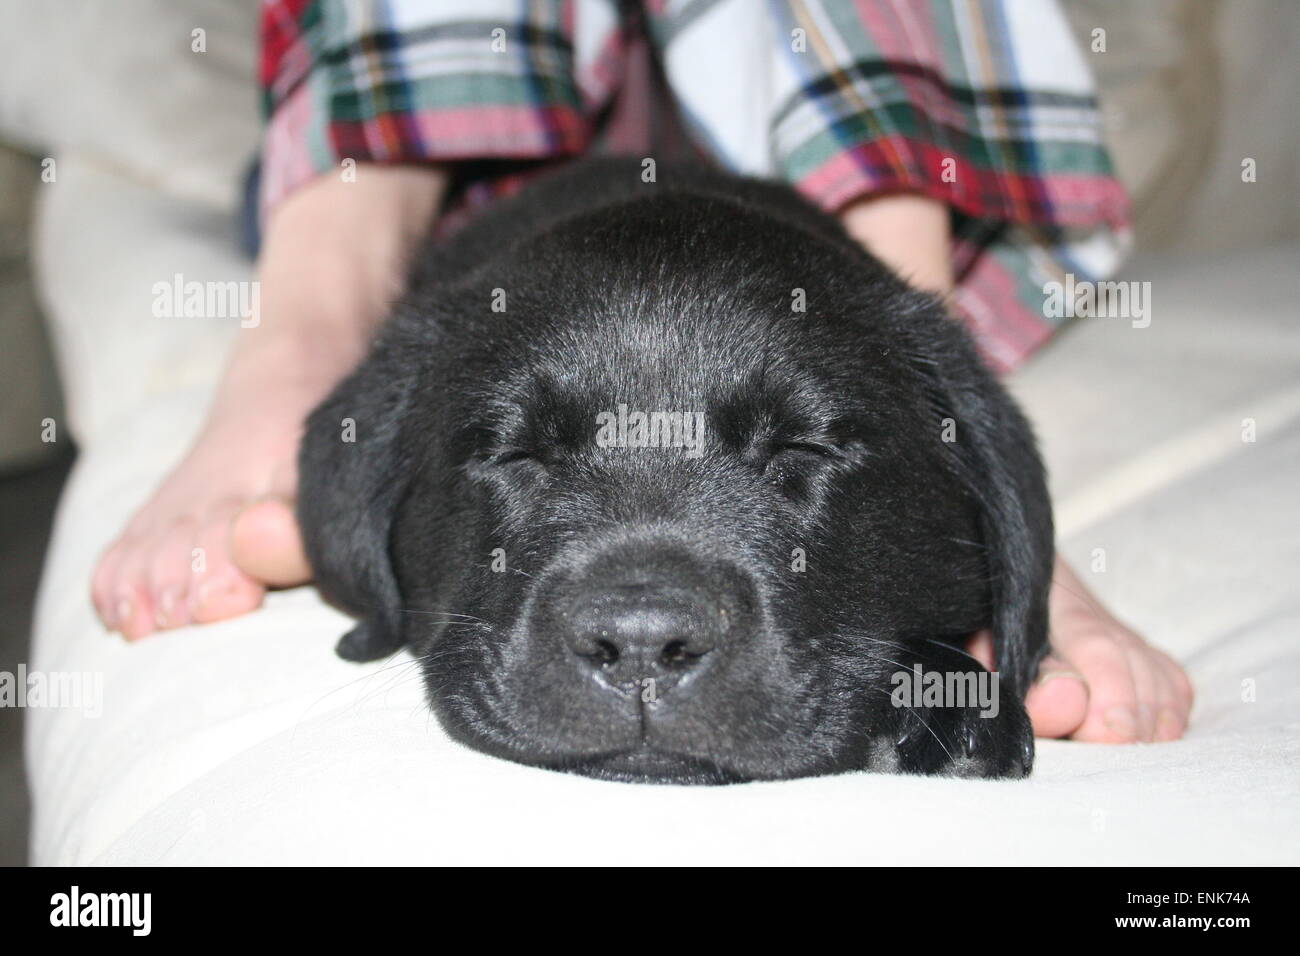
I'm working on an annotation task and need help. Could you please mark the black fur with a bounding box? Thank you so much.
[298,159,1053,783]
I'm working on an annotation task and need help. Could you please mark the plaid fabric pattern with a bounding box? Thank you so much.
[258,0,1130,371]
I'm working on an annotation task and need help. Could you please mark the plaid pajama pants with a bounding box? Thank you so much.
[259,0,1130,371]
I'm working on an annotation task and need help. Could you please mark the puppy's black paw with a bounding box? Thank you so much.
[336,619,404,662]
[891,696,1033,779]
[879,642,1036,779]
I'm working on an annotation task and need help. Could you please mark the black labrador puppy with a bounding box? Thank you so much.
[298,159,1053,783]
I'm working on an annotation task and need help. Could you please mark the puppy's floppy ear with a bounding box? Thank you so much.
[900,297,1054,697]
[297,324,421,661]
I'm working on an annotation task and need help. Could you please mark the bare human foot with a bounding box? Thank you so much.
[841,193,1194,744]
[1033,557,1193,741]
[92,164,447,640]
[967,556,1194,742]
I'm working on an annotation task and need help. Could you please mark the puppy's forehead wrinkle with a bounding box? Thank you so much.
[470,324,861,453]
[529,517,771,573]
[513,472,785,559]
[445,230,907,450]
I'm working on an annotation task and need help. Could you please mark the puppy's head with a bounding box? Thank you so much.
[299,181,1051,782]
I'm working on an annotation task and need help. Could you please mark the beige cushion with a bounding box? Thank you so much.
[1065,0,1300,250]
[0,0,260,211]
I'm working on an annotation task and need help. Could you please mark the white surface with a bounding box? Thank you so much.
[25,149,1300,862]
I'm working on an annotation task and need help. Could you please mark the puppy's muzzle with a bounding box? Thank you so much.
[566,583,720,693]
[537,541,756,704]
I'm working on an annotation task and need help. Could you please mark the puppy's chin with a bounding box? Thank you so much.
[549,748,746,786]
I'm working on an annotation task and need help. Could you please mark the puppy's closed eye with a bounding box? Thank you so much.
[754,439,864,501]
[466,446,551,484]
[768,440,843,464]
[493,448,546,469]
[754,437,864,468]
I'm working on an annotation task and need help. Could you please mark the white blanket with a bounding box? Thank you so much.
[24,148,1300,864]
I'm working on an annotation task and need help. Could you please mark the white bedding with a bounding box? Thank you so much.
[24,147,1300,864]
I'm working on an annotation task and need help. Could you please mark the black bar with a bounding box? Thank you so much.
[0,866,1287,941]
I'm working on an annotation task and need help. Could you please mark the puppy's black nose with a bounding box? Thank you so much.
[566,585,719,687]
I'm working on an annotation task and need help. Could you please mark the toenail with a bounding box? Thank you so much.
[1137,703,1156,738]
[193,581,215,610]
[1156,709,1182,739]
[1104,706,1138,740]
[155,590,177,627]
[193,578,234,611]
[116,598,133,628]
